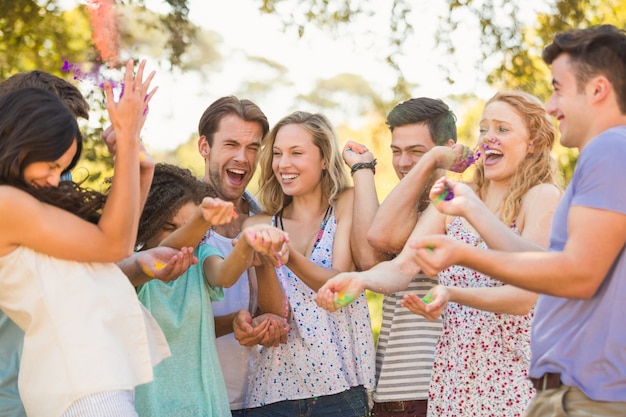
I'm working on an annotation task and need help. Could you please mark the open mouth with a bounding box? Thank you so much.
[484,149,504,164]
[226,168,246,185]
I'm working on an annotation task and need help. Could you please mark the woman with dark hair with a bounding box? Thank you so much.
[0,60,170,417]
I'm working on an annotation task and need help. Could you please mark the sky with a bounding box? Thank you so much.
[138,0,499,151]
[71,0,547,151]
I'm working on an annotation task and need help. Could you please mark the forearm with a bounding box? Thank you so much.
[255,264,289,319]
[447,285,537,315]
[99,140,142,257]
[160,211,210,249]
[463,199,543,251]
[286,251,343,292]
[211,242,255,287]
[138,163,155,213]
[368,159,436,253]
[458,246,597,298]
[360,252,421,294]
[214,312,238,338]
[351,169,387,270]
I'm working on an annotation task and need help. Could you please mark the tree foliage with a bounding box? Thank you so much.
[254,0,626,184]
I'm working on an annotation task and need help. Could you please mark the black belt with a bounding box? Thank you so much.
[372,399,428,413]
[530,372,562,391]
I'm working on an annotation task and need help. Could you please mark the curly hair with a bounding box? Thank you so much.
[472,91,561,226]
[256,111,350,215]
[0,88,104,223]
[136,163,213,248]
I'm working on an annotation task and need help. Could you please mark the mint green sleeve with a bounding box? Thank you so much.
[196,243,225,302]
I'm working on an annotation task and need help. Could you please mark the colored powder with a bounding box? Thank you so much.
[87,0,120,66]
[422,290,434,304]
[449,148,482,172]
[435,183,454,203]
[139,260,165,278]
[335,293,354,307]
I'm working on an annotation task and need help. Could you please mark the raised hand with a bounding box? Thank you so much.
[103,59,157,145]
[436,144,478,173]
[342,140,376,170]
[315,272,365,312]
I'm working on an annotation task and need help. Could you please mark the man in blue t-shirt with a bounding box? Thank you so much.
[411,25,626,415]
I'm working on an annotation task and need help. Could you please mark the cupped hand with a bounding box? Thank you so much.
[233,310,289,348]
[401,285,449,321]
[315,272,365,312]
[139,246,197,283]
[242,224,289,267]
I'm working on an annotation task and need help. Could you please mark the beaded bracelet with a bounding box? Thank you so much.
[350,159,377,176]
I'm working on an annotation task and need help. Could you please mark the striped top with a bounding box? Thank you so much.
[373,274,442,402]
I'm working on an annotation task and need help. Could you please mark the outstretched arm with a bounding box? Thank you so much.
[429,177,560,251]
[204,223,288,288]
[119,246,197,287]
[159,197,235,249]
[411,206,626,299]
[315,204,446,311]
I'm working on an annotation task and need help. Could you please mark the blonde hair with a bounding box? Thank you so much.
[257,111,350,215]
[473,91,561,226]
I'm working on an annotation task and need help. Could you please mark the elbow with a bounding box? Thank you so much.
[558,266,605,299]
[514,294,538,316]
[568,280,601,300]
[367,231,401,255]
[104,245,135,263]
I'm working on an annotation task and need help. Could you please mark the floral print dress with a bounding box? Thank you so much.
[246,208,375,408]
[428,217,535,417]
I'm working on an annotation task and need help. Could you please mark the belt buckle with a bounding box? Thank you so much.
[540,374,549,391]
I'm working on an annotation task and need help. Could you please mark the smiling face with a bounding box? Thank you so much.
[199,114,263,202]
[545,54,594,149]
[390,123,437,179]
[478,101,532,184]
[22,140,78,188]
[272,123,326,197]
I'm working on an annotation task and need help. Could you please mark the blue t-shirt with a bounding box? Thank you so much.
[531,126,626,401]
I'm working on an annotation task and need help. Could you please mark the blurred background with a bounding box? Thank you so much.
[3,0,625,339]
